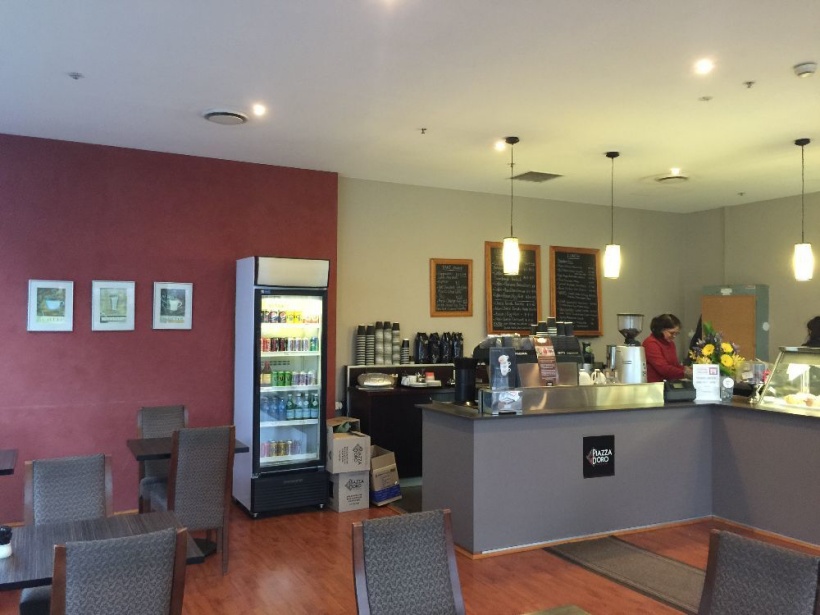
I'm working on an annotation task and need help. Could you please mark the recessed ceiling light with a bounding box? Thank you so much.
[694,58,715,75]
[252,104,267,117]
[202,109,248,125]
[793,62,817,78]
[655,171,690,183]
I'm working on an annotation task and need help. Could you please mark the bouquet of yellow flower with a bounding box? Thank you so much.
[689,322,744,377]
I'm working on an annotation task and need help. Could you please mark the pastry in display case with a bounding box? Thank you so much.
[755,347,820,410]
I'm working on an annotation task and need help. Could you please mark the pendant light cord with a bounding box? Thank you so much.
[605,151,619,244]
[509,144,515,236]
[796,138,810,244]
[610,155,615,244]
[801,142,806,243]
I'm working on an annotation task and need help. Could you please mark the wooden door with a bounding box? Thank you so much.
[701,295,757,360]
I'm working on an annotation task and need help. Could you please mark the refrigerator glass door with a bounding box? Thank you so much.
[257,292,323,469]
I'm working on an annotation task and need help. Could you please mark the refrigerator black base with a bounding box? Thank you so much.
[243,470,328,517]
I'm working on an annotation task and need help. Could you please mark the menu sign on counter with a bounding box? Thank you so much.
[485,242,542,335]
[430,258,472,317]
[549,246,602,336]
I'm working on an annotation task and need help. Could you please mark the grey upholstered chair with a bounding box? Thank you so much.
[20,454,113,615]
[698,530,820,615]
[352,509,466,615]
[149,425,235,574]
[137,405,188,513]
[49,526,187,615]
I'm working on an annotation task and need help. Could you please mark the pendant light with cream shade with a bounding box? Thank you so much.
[502,136,520,275]
[793,138,814,281]
[603,151,621,279]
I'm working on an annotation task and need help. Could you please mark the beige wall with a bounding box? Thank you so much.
[335,177,818,403]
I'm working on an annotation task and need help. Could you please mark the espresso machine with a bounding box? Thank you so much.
[613,313,647,384]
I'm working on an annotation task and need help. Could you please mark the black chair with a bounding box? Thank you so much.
[20,454,113,615]
[150,425,235,574]
[698,530,820,615]
[49,527,187,615]
[352,509,466,615]
[137,405,188,513]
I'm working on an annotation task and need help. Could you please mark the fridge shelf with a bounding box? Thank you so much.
[260,452,318,464]
[260,385,321,393]
[260,322,321,329]
[260,351,320,358]
[260,418,319,428]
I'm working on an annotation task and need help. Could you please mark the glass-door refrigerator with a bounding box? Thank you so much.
[233,256,329,516]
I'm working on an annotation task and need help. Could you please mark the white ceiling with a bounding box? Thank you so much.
[2,0,819,213]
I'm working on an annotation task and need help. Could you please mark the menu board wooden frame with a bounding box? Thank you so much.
[430,258,472,317]
[485,242,542,335]
[549,246,602,337]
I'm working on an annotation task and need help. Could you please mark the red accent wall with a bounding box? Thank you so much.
[0,134,338,522]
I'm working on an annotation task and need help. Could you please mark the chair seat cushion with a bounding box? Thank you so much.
[19,585,51,615]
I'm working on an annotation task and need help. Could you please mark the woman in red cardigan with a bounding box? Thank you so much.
[642,313,693,382]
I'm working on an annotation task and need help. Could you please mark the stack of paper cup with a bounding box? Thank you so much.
[374,322,384,365]
[392,323,401,363]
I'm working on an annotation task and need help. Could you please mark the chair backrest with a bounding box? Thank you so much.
[137,405,188,480]
[167,425,234,531]
[699,530,820,615]
[49,527,187,615]
[24,454,113,525]
[352,509,465,615]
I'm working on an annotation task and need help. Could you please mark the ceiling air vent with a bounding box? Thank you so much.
[513,171,562,183]
[202,109,249,125]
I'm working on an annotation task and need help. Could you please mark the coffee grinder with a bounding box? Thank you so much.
[614,313,647,384]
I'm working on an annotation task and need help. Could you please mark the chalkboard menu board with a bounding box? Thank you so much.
[549,246,602,336]
[430,258,472,317]
[485,242,542,334]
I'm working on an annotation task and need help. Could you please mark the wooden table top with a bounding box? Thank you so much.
[0,450,18,476]
[126,437,249,461]
[0,511,204,591]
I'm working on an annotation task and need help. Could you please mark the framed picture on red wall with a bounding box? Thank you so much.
[27,280,74,332]
[91,280,135,331]
[153,282,193,330]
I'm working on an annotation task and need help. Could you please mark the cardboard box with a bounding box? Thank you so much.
[326,417,371,474]
[369,445,402,506]
[328,471,370,512]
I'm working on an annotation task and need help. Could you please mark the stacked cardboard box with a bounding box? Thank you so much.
[326,417,371,512]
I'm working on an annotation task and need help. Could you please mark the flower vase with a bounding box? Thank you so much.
[720,375,734,402]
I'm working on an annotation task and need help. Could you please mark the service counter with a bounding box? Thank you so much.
[420,397,820,555]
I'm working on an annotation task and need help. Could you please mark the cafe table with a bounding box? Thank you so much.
[0,511,204,591]
[126,437,249,461]
[0,450,18,476]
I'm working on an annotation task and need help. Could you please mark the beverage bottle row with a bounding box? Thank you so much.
[259,362,317,387]
[260,306,321,324]
[261,393,320,421]
[260,336,319,353]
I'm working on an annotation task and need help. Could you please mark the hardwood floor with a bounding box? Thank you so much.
[2,505,819,615]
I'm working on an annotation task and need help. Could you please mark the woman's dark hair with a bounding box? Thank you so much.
[807,316,820,341]
[650,313,682,338]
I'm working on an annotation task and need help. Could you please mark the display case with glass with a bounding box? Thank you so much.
[755,347,820,411]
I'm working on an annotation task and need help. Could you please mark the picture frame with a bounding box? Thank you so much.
[27,280,74,332]
[153,282,193,330]
[91,280,135,331]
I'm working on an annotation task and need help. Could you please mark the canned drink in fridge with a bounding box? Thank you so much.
[285,440,293,456]
[260,440,268,458]
[285,371,292,386]
[306,370,315,386]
